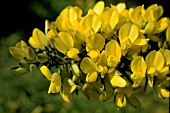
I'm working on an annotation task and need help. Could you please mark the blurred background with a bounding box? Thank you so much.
[0,0,169,113]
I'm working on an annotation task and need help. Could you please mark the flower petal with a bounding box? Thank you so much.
[116,93,126,107]
[80,57,98,74]
[86,71,98,83]
[110,75,127,87]
[146,50,164,72]
[29,28,48,49]
[40,65,52,80]
[105,40,121,60]
[131,56,146,73]
[93,1,104,15]
[54,32,74,54]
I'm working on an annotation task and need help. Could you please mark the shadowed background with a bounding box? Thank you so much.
[0,0,169,113]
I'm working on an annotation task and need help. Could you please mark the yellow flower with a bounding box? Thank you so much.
[116,3,126,13]
[40,65,62,93]
[86,33,105,52]
[29,28,48,49]
[157,86,170,98]
[116,92,126,107]
[81,14,101,35]
[91,1,104,15]
[80,57,98,83]
[128,5,145,28]
[155,77,170,98]
[130,56,146,87]
[145,50,166,87]
[56,6,82,33]
[114,86,133,107]
[108,70,127,87]
[54,32,80,60]
[119,23,139,44]
[101,6,119,32]
[105,40,121,67]
[140,21,156,34]
[153,17,168,34]
[146,50,165,75]
[144,4,163,21]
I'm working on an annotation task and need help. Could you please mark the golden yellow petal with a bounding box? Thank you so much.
[40,65,52,80]
[157,86,170,98]
[93,34,105,51]
[71,64,81,76]
[128,24,139,43]
[119,23,131,43]
[81,14,93,34]
[86,71,98,83]
[70,85,77,93]
[146,50,164,72]
[154,17,168,34]
[93,1,104,15]
[131,56,146,73]
[92,15,101,33]
[110,75,126,87]
[80,57,98,74]
[153,51,164,71]
[67,48,79,59]
[97,50,107,66]
[116,93,126,107]
[54,32,74,54]
[48,82,56,93]
[110,11,119,29]
[51,72,61,86]
[88,50,99,60]
[29,28,48,49]
[129,6,143,28]
[116,3,126,13]
[105,40,121,59]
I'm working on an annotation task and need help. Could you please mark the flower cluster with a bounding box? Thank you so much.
[9,1,170,108]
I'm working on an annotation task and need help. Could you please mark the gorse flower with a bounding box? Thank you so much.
[9,1,169,108]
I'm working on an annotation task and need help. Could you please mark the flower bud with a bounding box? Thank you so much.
[36,53,49,63]
[29,64,37,72]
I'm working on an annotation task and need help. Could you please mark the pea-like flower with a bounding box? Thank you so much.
[29,28,49,49]
[40,65,62,93]
[130,56,146,87]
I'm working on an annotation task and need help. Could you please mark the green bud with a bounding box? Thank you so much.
[36,53,49,63]
[17,60,28,68]
[26,47,36,60]
[29,64,37,72]
[9,47,25,60]
[15,67,28,74]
